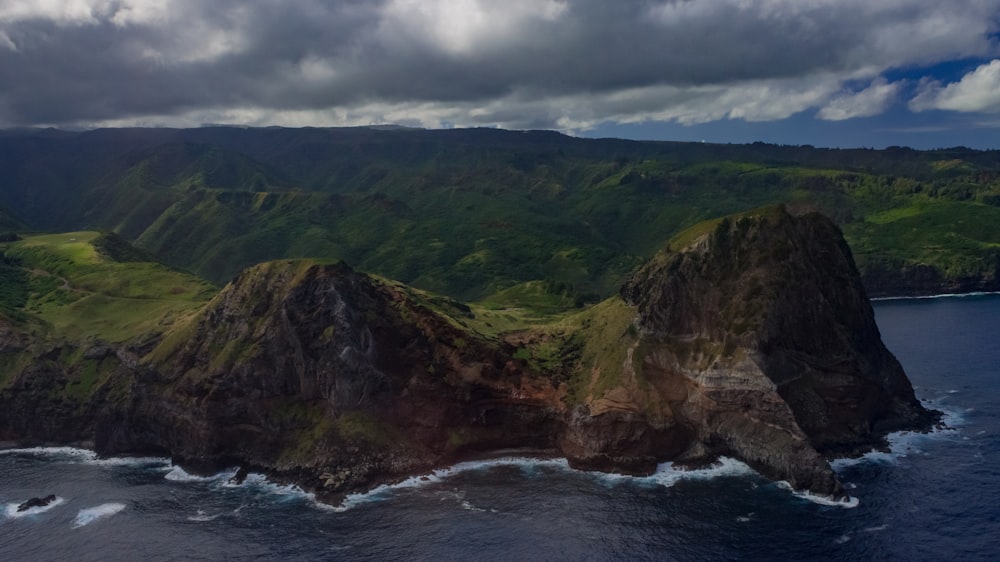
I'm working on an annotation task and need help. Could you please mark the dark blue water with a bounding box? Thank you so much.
[3,295,999,561]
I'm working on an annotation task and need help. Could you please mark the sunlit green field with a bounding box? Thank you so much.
[1,232,215,342]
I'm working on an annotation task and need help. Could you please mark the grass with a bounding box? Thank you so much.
[476,281,579,313]
[4,127,1000,306]
[845,200,1000,276]
[63,358,113,400]
[564,297,641,405]
[1,231,216,343]
[336,410,402,446]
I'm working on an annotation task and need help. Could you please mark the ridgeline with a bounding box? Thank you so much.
[0,207,937,501]
[1,127,999,301]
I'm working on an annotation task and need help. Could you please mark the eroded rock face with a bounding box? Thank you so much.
[616,207,936,493]
[0,207,936,500]
[92,260,564,497]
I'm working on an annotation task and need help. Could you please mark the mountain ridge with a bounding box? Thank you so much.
[0,207,937,502]
[2,126,1000,301]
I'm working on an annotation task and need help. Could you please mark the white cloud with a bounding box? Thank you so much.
[818,77,901,121]
[378,0,568,56]
[74,75,849,134]
[1,0,999,128]
[0,0,110,25]
[910,59,1000,113]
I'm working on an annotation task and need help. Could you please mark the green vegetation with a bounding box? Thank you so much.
[63,357,117,401]
[845,199,1000,277]
[563,298,641,404]
[0,128,1000,306]
[336,410,402,446]
[1,128,999,308]
[0,231,215,343]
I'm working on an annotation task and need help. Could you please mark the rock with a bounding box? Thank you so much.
[616,206,937,494]
[0,207,937,500]
[229,467,250,486]
[17,494,57,512]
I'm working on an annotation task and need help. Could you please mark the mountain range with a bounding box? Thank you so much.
[1,126,998,302]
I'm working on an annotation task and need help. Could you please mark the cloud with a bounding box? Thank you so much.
[818,77,901,121]
[0,0,997,129]
[910,59,1000,113]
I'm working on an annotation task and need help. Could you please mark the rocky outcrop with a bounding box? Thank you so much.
[17,495,57,512]
[91,260,564,497]
[0,208,937,501]
[614,206,936,493]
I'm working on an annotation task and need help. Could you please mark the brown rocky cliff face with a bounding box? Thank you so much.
[617,207,936,493]
[94,260,563,496]
[0,208,936,501]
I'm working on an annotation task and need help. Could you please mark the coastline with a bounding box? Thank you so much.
[2,443,866,511]
[870,290,1000,302]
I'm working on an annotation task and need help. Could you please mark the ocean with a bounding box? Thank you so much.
[2,294,998,561]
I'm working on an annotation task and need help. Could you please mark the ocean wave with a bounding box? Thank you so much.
[3,497,66,519]
[87,456,171,468]
[222,472,313,501]
[646,457,757,487]
[0,447,171,469]
[72,503,126,528]
[164,466,239,483]
[187,509,223,522]
[775,482,859,509]
[316,456,757,513]
[830,402,964,471]
[313,457,573,512]
[0,446,98,461]
[871,290,1000,302]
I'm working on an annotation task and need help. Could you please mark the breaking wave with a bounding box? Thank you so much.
[72,503,127,528]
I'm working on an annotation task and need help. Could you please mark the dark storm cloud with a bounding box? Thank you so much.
[0,0,997,128]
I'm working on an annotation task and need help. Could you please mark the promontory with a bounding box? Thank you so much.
[0,206,938,501]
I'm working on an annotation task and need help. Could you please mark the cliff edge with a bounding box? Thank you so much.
[604,206,937,494]
[0,208,937,501]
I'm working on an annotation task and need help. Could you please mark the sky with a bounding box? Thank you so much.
[1,0,1000,149]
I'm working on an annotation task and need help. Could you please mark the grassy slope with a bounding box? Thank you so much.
[2,128,1000,305]
[0,232,216,343]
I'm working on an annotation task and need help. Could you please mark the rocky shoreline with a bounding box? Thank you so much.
[0,208,942,503]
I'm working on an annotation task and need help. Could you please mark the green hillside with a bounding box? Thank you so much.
[1,127,999,301]
[0,231,215,342]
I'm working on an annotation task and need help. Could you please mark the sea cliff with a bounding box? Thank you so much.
[0,207,938,501]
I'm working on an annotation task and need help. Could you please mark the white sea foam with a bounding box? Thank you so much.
[86,456,171,468]
[72,503,126,528]
[871,290,1000,302]
[187,509,222,522]
[164,466,239,483]
[0,447,171,470]
[830,403,964,471]
[223,472,313,501]
[0,447,97,460]
[316,456,758,512]
[776,481,859,509]
[795,490,859,509]
[646,457,757,487]
[460,500,487,512]
[3,497,66,519]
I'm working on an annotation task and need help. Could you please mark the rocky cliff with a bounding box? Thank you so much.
[613,207,936,493]
[0,208,937,501]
